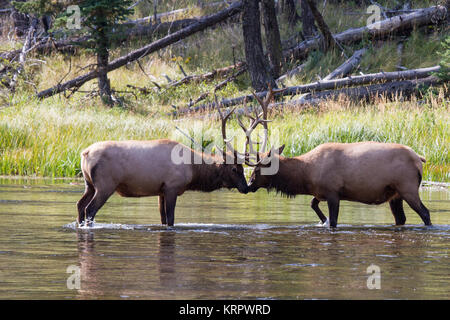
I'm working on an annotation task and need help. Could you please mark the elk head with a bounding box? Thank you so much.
[215,95,249,194]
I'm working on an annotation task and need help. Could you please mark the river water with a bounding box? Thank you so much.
[0,178,448,299]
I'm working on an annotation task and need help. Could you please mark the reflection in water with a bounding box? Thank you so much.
[158,231,176,288]
[0,180,448,299]
[76,230,101,299]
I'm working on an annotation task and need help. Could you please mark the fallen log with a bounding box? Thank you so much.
[323,48,367,80]
[174,65,441,115]
[36,1,243,99]
[0,18,199,61]
[128,1,228,25]
[268,76,442,109]
[284,5,448,62]
[186,76,443,119]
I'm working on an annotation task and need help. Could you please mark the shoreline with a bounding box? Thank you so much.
[1,175,449,189]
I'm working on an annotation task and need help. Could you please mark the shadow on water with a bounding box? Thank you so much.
[0,179,449,299]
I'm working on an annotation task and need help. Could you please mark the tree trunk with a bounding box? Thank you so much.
[10,0,29,37]
[304,0,336,51]
[300,0,317,38]
[97,50,112,104]
[261,0,283,78]
[242,0,275,91]
[284,0,300,26]
[96,19,113,105]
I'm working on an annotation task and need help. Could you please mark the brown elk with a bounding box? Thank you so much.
[77,107,248,227]
[241,87,432,228]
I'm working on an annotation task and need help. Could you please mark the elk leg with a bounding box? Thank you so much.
[389,197,406,225]
[159,195,167,225]
[327,197,340,228]
[77,181,95,224]
[164,191,178,227]
[311,197,328,224]
[402,193,432,226]
[84,188,115,226]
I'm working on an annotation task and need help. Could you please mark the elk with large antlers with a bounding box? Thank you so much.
[243,87,432,228]
[77,106,248,227]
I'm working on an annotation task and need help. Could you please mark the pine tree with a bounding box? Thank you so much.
[78,0,133,104]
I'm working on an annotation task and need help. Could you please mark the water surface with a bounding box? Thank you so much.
[0,178,449,299]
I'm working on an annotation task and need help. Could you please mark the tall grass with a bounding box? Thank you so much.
[0,94,448,181]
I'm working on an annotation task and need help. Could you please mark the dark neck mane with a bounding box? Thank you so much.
[187,155,224,192]
[267,157,310,197]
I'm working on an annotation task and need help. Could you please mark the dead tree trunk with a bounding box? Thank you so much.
[323,48,367,80]
[261,0,283,78]
[300,0,317,38]
[9,17,38,93]
[242,0,275,91]
[304,0,336,51]
[284,0,301,26]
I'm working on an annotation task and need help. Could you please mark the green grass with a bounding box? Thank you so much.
[0,94,448,181]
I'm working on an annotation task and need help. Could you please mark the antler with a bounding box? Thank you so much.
[238,84,285,166]
[215,94,245,163]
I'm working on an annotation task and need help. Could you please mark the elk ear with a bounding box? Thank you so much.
[268,144,285,158]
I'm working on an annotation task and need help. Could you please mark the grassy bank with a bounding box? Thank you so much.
[0,93,448,181]
[0,0,448,181]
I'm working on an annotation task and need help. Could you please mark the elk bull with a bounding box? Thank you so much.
[77,108,247,227]
[240,87,431,228]
[247,142,431,228]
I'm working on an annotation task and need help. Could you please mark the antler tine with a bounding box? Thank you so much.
[215,93,234,139]
[215,93,247,162]
[253,84,287,116]
[243,84,287,166]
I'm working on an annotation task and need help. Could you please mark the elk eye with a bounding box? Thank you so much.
[232,167,237,173]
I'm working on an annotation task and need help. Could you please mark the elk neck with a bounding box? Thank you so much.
[187,154,226,192]
[267,155,311,197]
